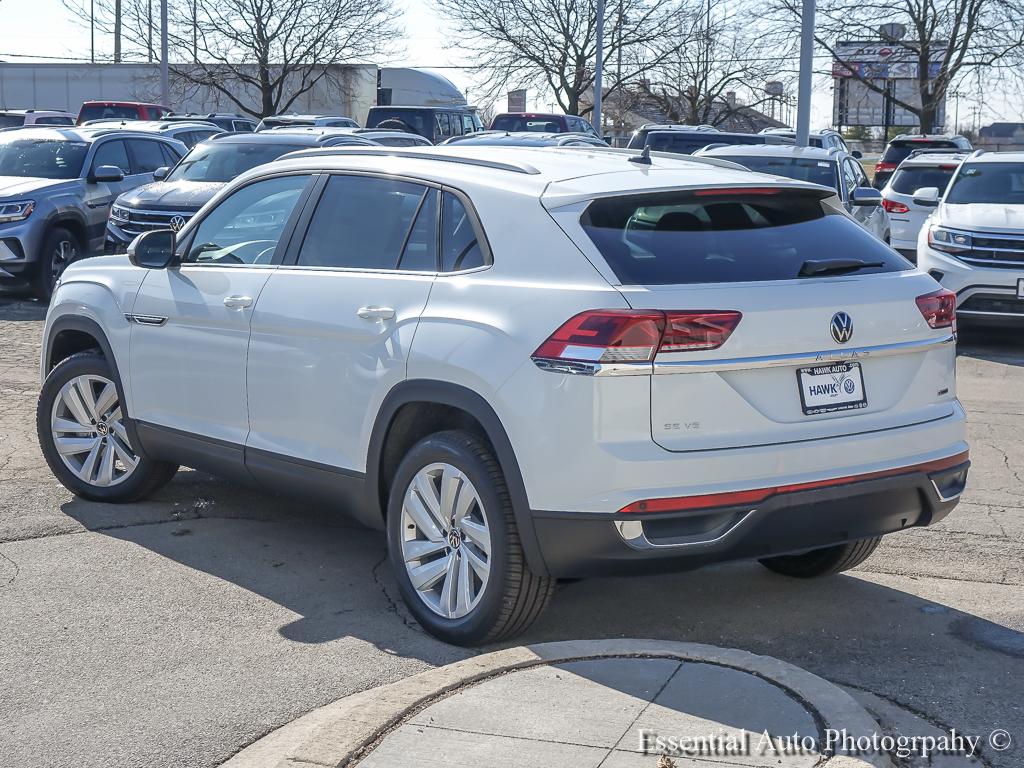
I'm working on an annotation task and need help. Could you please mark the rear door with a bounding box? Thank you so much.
[549,187,957,452]
[245,174,438,471]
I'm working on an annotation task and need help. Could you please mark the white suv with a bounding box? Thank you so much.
[37,146,970,645]
[916,151,1024,325]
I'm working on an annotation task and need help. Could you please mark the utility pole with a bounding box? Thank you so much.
[90,0,95,63]
[594,0,605,135]
[160,0,169,107]
[795,0,815,146]
[148,0,153,62]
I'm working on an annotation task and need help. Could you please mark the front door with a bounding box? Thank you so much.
[246,174,439,472]
[128,173,313,445]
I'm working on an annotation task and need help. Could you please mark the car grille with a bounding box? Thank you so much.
[959,294,1024,316]
[118,209,195,237]
[956,231,1024,269]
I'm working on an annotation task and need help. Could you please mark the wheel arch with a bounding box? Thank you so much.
[367,380,548,576]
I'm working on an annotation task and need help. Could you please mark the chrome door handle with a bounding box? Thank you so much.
[357,306,396,320]
[223,295,253,309]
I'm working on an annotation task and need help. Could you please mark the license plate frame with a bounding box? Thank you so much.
[796,361,868,416]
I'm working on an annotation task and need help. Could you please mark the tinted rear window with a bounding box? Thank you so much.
[889,166,957,195]
[491,116,566,132]
[0,115,25,128]
[722,156,837,190]
[366,108,431,137]
[646,132,769,155]
[882,140,958,164]
[79,105,141,121]
[580,190,908,285]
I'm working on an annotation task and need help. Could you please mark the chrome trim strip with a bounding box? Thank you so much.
[653,334,954,374]
[121,208,198,217]
[531,357,651,377]
[959,257,1024,268]
[930,478,964,503]
[615,511,756,550]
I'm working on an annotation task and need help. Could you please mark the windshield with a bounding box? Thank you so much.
[0,138,87,179]
[0,115,26,129]
[167,142,306,183]
[889,166,958,195]
[724,157,838,190]
[580,189,907,285]
[491,116,565,132]
[367,109,430,136]
[945,162,1024,205]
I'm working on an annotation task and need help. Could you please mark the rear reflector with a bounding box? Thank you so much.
[619,451,970,514]
[533,309,742,364]
[916,289,957,330]
[882,198,910,214]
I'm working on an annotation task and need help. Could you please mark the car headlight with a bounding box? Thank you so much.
[0,200,35,224]
[928,225,972,254]
[110,204,130,224]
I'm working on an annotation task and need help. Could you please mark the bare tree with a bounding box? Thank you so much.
[772,0,1024,132]
[170,0,400,116]
[644,0,791,126]
[432,0,687,117]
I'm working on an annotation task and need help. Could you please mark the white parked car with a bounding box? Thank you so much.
[880,150,968,262]
[916,151,1024,325]
[696,144,891,243]
[0,109,76,129]
[38,146,969,645]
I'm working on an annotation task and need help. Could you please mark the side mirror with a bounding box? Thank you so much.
[850,187,883,206]
[153,166,169,181]
[851,150,863,159]
[128,229,177,269]
[912,186,941,207]
[91,165,125,183]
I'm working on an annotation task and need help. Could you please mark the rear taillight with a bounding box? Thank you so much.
[532,309,741,364]
[916,289,957,330]
[874,161,896,173]
[882,198,910,214]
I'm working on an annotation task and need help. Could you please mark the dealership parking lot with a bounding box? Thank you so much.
[1,290,1022,768]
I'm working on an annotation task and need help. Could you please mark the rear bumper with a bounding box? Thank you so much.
[531,454,968,578]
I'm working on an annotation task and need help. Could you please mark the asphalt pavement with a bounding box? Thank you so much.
[1,291,1022,768]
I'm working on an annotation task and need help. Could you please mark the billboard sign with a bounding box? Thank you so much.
[507,89,527,112]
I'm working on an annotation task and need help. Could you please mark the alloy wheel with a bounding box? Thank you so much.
[50,239,78,284]
[400,462,492,619]
[50,374,139,487]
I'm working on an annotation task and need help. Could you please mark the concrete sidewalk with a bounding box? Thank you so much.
[223,640,898,768]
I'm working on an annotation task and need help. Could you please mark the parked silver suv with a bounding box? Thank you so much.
[0,127,185,299]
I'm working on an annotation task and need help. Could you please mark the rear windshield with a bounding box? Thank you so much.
[580,190,908,285]
[721,156,837,190]
[0,114,26,128]
[945,162,1024,205]
[366,108,431,137]
[491,115,565,132]
[889,166,958,195]
[644,132,769,155]
[79,105,140,122]
[881,140,959,164]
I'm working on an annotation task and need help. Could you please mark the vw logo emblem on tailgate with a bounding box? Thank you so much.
[830,312,853,344]
[169,215,187,232]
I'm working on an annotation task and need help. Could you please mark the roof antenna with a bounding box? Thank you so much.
[629,145,652,165]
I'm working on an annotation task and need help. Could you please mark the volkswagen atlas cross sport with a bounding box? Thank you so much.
[916,151,1024,325]
[37,146,970,646]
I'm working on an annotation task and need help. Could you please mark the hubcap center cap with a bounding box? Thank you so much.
[96,422,109,436]
[447,528,463,550]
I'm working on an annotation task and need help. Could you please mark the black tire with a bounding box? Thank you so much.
[386,430,554,646]
[32,226,81,301]
[36,351,179,502]
[759,537,882,578]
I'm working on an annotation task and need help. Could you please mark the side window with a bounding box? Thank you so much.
[127,139,167,173]
[437,112,452,137]
[296,175,429,270]
[580,118,597,136]
[841,159,859,197]
[233,120,255,132]
[185,174,309,265]
[441,191,486,272]
[91,140,130,174]
[852,159,869,187]
[448,113,463,135]
[159,143,181,166]
[461,115,475,134]
[398,189,439,271]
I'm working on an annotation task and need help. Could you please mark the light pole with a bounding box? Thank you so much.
[160,0,169,107]
[795,0,815,146]
[594,0,605,136]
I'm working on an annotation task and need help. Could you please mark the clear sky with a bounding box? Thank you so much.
[0,0,1008,130]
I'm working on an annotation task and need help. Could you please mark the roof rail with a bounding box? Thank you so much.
[969,149,985,158]
[559,145,751,172]
[277,147,542,175]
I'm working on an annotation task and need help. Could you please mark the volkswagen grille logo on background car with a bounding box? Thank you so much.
[169,215,187,232]
[830,312,854,344]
